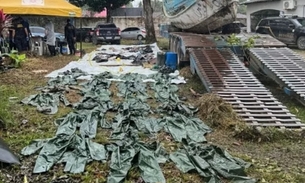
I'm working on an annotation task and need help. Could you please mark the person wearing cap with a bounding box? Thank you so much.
[45,19,56,56]
[64,19,76,55]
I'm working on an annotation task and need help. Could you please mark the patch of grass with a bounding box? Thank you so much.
[95,128,111,144]
[178,67,207,104]
[207,126,305,183]
[0,56,75,182]
[121,39,138,45]
[80,162,109,183]
[157,38,169,51]
[235,153,305,183]
[0,86,17,127]
[109,82,123,105]
[65,89,82,104]
[0,79,44,125]
[0,84,72,153]
[76,42,98,53]
[234,126,305,143]
[157,131,179,153]
[271,89,305,122]
[120,38,169,51]
[126,167,141,182]
[161,163,203,183]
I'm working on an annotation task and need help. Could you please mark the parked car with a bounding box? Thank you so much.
[211,21,246,34]
[29,26,65,42]
[75,27,94,43]
[222,21,247,34]
[255,15,305,50]
[120,27,146,40]
[92,23,121,45]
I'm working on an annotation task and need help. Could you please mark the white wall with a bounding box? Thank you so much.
[246,0,305,32]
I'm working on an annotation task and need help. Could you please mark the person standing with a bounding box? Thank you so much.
[12,17,28,52]
[22,18,31,51]
[8,27,16,51]
[64,19,76,55]
[8,18,17,51]
[45,19,56,56]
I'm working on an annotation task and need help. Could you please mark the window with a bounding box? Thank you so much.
[278,19,291,26]
[129,28,139,31]
[36,28,45,34]
[31,27,45,34]
[98,24,116,28]
[258,20,268,26]
[269,20,277,26]
[122,28,132,32]
[296,18,305,26]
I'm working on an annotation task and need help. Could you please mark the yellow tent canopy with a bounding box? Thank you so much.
[0,0,82,17]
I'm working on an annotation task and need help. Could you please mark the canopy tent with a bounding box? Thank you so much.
[0,0,82,17]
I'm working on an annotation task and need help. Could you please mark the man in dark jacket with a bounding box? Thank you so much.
[64,19,76,55]
[12,17,29,52]
[21,18,31,51]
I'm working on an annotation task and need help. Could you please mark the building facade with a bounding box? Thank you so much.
[244,0,305,32]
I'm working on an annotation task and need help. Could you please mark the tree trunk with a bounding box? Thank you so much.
[106,8,111,23]
[143,0,157,44]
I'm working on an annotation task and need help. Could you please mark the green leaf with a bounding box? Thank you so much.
[18,54,26,61]
[11,50,18,54]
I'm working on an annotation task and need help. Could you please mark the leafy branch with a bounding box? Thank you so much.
[1,50,26,68]
[226,33,260,49]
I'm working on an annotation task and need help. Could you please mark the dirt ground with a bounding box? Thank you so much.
[0,44,305,183]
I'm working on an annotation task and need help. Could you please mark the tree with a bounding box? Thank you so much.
[69,0,87,7]
[238,0,247,14]
[69,0,133,22]
[152,0,162,12]
[143,0,157,43]
[126,1,134,8]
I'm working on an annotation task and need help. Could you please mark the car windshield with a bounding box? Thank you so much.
[296,18,305,26]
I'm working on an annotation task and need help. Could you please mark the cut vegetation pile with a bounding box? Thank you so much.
[196,93,244,129]
[17,69,256,183]
[195,94,267,141]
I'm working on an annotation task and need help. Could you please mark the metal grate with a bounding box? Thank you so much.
[249,47,305,106]
[190,48,305,129]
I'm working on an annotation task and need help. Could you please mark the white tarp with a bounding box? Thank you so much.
[46,43,186,84]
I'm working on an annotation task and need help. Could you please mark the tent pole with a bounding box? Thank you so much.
[80,17,83,58]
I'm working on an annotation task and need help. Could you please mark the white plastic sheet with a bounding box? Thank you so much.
[46,43,186,84]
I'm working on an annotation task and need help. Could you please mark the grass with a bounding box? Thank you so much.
[121,37,169,51]
[76,42,97,53]
[1,38,305,183]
